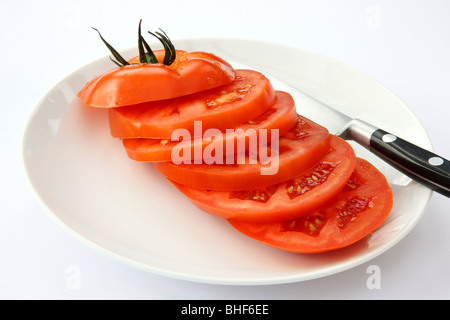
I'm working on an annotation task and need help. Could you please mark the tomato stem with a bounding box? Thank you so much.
[91,27,130,67]
[148,29,176,65]
[158,29,176,64]
[93,21,176,67]
[138,20,158,64]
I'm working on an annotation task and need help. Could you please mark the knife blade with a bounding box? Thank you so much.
[291,89,450,198]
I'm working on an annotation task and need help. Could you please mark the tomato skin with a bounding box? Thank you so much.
[154,113,331,190]
[122,90,298,162]
[108,69,276,139]
[77,50,236,108]
[169,135,356,223]
[228,158,393,253]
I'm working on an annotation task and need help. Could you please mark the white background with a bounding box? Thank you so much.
[2,0,450,299]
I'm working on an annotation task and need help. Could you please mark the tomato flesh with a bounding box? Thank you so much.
[169,135,356,222]
[78,50,236,108]
[77,39,394,255]
[228,158,393,253]
[108,69,275,139]
[122,90,298,162]
[155,113,332,191]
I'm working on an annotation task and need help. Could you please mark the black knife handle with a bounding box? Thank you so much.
[344,119,450,197]
[369,129,450,197]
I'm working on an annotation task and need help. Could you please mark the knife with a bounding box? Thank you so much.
[292,90,450,198]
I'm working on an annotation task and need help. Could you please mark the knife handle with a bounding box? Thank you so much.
[347,119,450,198]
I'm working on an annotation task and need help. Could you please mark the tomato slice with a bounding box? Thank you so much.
[78,50,236,108]
[122,90,298,162]
[155,113,332,191]
[108,69,276,139]
[228,158,393,253]
[168,135,355,222]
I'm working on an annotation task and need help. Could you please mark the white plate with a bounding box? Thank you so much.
[22,38,433,285]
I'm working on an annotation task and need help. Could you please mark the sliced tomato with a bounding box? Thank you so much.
[122,90,298,162]
[78,50,236,108]
[108,69,276,139]
[168,135,356,222]
[155,113,332,190]
[228,158,393,253]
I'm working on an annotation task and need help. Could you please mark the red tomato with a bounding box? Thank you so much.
[155,113,332,190]
[108,69,276,139]
[122,90,298,162]
[228,158,393,253]
[77,50,236,108]
[168,135,356,222]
